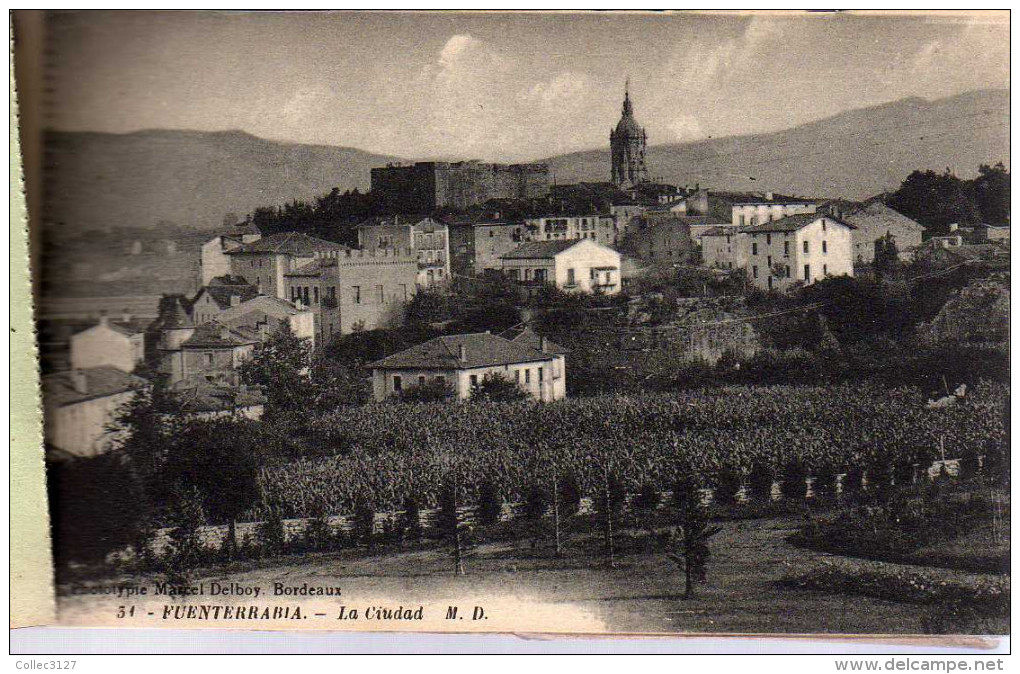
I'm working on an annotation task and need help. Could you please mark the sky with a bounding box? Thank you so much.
[46,10,1010,162]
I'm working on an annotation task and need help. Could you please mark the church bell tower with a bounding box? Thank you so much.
[610,80,648,188]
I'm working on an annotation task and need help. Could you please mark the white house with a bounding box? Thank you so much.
[43,366,146,458]
[199,225,262,286]
[69,313,146,373]
[368,332,567,402]
[499,238,622,295]
[740,214,855,292]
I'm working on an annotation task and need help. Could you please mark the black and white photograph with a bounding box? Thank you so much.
[11,9,1011,643]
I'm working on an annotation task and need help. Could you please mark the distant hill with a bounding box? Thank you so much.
[541,89,1009,200]
[40,90,1008,239]
[42,129,404,235]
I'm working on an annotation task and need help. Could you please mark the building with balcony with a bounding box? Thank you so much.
[499,238,622,296]
[357,216,450,287]
[740,214,855,292]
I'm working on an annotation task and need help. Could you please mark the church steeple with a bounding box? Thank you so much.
[610,80,648,188]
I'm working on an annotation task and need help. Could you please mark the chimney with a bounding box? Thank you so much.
[458,344,466,362]
[766,191,774,201]
[230,294,241,307]
[539,336,547,352]
[71,369,88,395]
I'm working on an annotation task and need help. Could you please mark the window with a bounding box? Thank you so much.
[515,370,520,382]
[726,234,731,244]
[470,374,478,387]
[822,240,827,254]
[205,352,214,366]
[377,284,384,303]
[823,264,828,276]
[804,264,811,280]
[302,287,310,307]
[538,367,544,382]
[393,375,403,392]
[767,255,772,267]
[352,286,361,304]
[752,266,759,279]
[786,265,791,277]
[418,376,426,387]
[313,286,319,305]
[766,234,772,245]
[752,242,758,255]
[524,369,531,384]
[739,215,745,227]
[767,277,773,290]
[489,230,494,238]
[803,241,809,254]
[784,241,790,255]
[567,268,575,285]
[822,220,827,232]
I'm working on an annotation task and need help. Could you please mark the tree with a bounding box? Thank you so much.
[405,288,452,326]
[887,168,981,233]
[595,462,626,568]
[308,355,370,411]
[470,372,530,402]
[437,473,471,575]
[972,162,1010,225]
[475,479,503,526]
[239,321,312,425]
[873,233,900,275]
[352,498,376,549]
[399,495,423,546]
[668,496,722,598]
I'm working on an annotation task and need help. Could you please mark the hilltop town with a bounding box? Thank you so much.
[41,84,1010,635]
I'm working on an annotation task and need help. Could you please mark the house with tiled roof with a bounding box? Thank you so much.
[225,232,345,299]
[69,313,146,374]
[497,325,569,355]
[700,225,746,270]
[43,365,147,459]
[190,276,260,324]
[152,297,259,386]
[214,294,316,347]
[739,214,855,292]
[368,332,566,402]
[499,238,622,296]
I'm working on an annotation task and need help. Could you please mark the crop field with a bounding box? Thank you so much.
[260,381,1009,518]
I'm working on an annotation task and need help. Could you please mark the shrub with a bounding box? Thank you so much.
[256,507,287,558]
[523,482,550,520]
[713,469,741,505]
[781,461,809,500]
[475,479,502,526]
[747,462,775,502]
[165,488,209,572]
[557,472,582,517]
[399,496,423,545]
[352,498,376,548]
[399,378,456,403]
[812,465,838,500]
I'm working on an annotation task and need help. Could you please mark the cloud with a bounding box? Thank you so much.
[407,34,596,159]
[669,114,705,142]
[664,16,783,93]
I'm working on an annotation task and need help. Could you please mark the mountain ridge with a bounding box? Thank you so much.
[42,89,1008,234]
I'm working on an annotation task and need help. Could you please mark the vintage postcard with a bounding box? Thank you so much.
[10,9,1010,643]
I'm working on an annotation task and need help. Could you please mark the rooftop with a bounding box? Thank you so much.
[181,322,260,349]
[43,366,146,408]
[700,226,740,238]
[193,282,260,311]
[172,382,267,413]
[739,213,855,234]
[226,232,344,256]
[368,332,558,370]
[215,295,307,324]
[500,239,584,259]
[497,325,569,355]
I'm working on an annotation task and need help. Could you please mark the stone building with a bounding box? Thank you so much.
[225,232,344,299]
[822,200,926,263]
[699,225,746,270]
[283,248,418,342]
[213,295,316,348]
[357,216,450,287]
[368,332,567,402]
[740,214,855,292]
[524,214,618,246]
[500,238,622,296]
[370,161,549,212]
[610,83,649,188]
[153,297,258,386]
